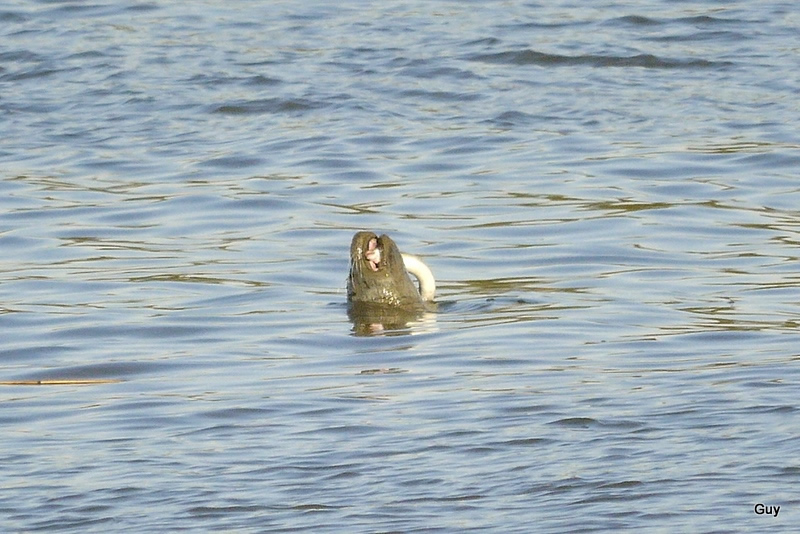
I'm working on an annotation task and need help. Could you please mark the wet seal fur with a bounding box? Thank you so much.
[347,231,427,310]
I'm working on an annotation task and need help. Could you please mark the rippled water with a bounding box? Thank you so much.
[2,1,800,531]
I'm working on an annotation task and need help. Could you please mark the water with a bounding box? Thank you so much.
[2,0,799,531]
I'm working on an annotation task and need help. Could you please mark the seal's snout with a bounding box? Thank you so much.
[365,237,381,271]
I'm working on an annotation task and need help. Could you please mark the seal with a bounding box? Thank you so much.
[347,231,435,309]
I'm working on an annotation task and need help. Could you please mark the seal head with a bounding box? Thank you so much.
[347,232,424,309]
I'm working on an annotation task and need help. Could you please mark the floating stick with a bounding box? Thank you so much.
[0,378,122,386]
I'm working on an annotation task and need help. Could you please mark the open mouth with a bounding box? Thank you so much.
[365,236,381,271]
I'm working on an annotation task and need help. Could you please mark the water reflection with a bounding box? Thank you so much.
[347,303,437,336]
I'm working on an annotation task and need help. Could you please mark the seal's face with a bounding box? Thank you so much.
[347,232,423,309]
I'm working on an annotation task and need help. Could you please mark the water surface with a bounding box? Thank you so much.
[2,1,800,531]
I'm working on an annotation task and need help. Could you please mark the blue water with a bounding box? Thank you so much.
[2,1,800,531]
